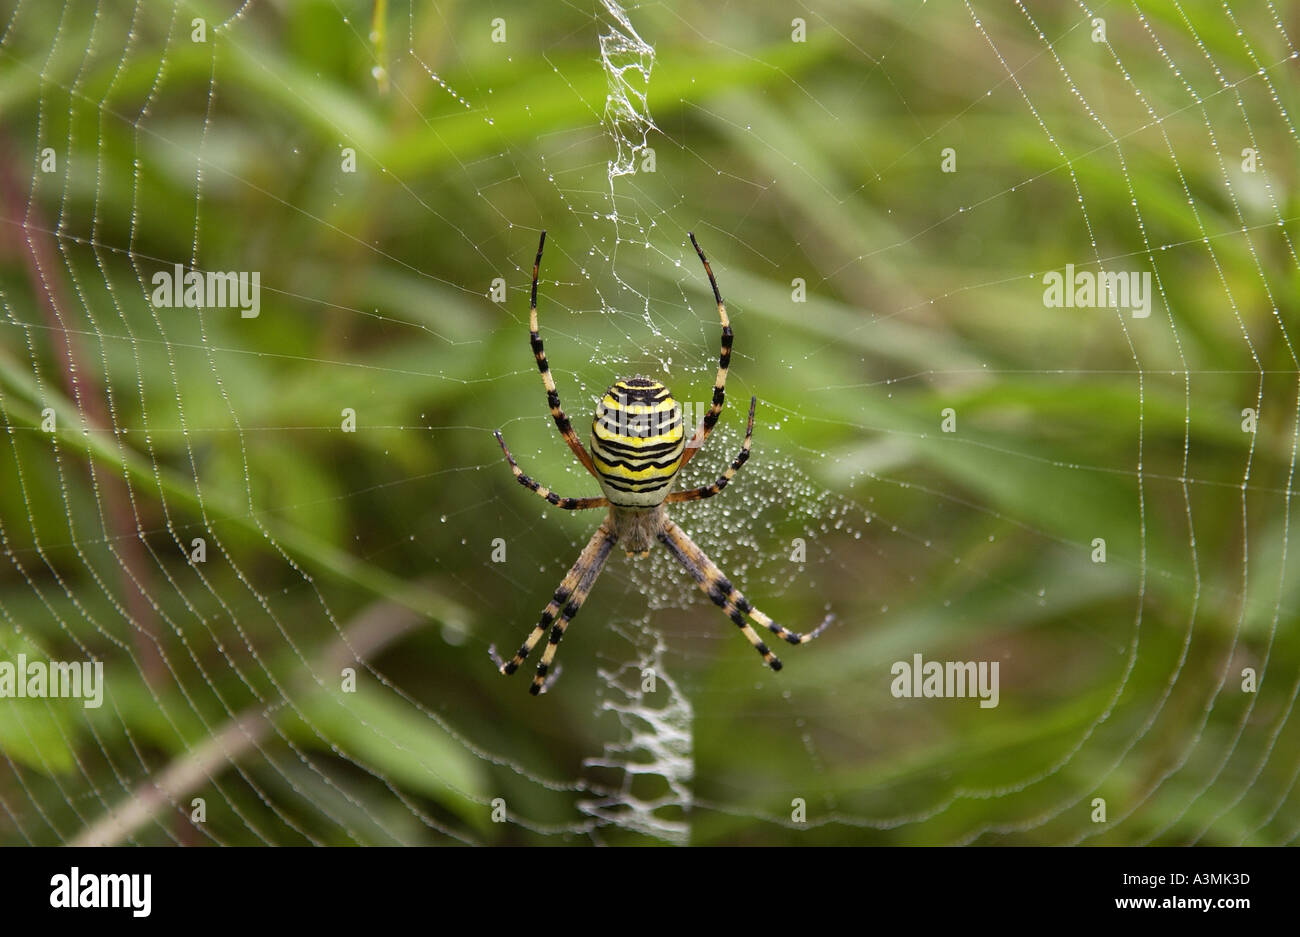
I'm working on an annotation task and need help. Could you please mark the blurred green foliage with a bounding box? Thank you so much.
[0,0,1298,845]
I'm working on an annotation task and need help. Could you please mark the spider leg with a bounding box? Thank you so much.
[658,519,832,671]
[666,396,755,503]
[498,520,617,695]
[679,232,732,469]
[494,430,610,510]
[528,231,600,479]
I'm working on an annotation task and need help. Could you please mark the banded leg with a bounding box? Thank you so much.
[494,430,609,510]
[658,519,832,671]
[666,396,755,503]
[528,231,600,479]
[680,232,732,468]
[498,521,617,695]
[530,527,615,695]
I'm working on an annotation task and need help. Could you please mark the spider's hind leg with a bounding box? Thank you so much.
[526,231,601,480]
[679,233,733,468]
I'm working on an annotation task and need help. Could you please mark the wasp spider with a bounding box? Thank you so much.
[492,231,833,695]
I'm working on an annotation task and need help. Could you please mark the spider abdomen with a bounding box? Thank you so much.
[590,376,685,508]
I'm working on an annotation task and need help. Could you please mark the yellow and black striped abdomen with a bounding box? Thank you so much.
[590,377,685,508]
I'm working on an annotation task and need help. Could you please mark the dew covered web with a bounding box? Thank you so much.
[0,0,1298,846]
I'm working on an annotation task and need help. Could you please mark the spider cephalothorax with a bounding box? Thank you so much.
[492,231,833,694]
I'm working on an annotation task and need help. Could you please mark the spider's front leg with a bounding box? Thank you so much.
[496,521,617,695]
[658,519,832,670]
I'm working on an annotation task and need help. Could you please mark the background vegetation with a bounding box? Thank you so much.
[0,0,1297,844]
